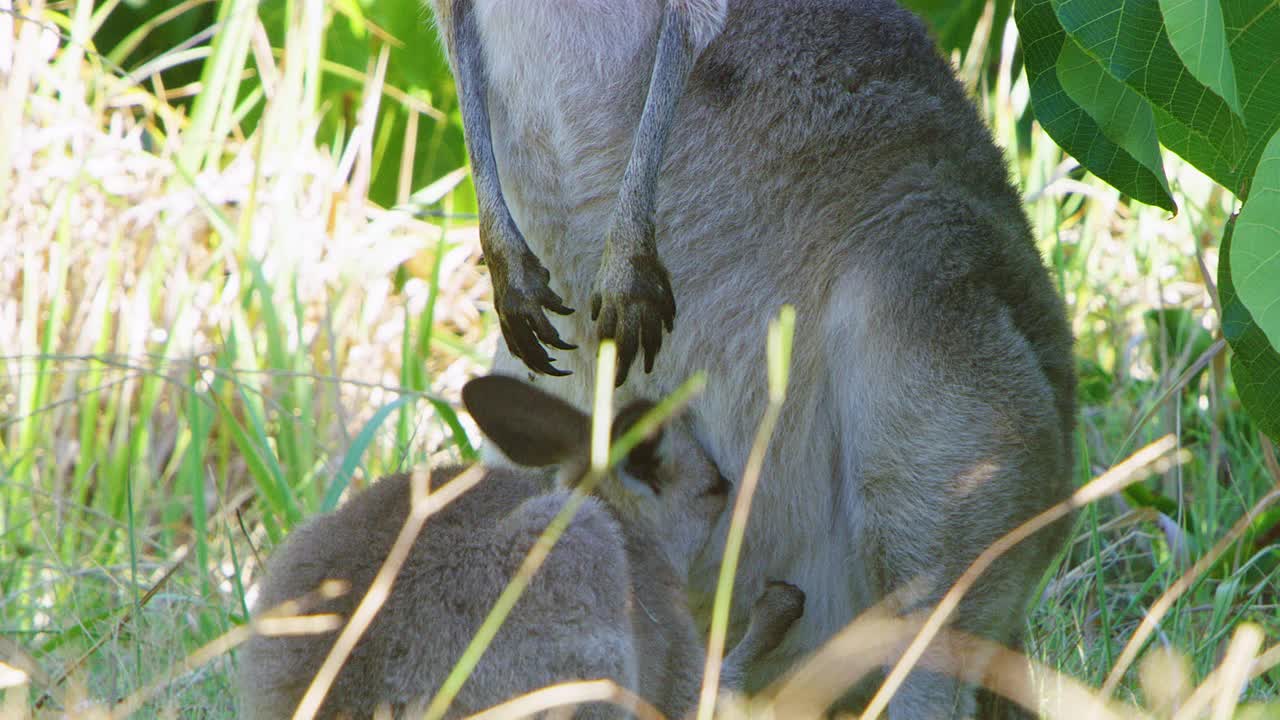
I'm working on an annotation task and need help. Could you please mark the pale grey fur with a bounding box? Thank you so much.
[424,2,1076,718]
[238,375,805,719]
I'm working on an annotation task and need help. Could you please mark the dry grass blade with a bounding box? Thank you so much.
[1138,647,1194,717]
[860,434,1185,720]
[1165,638,1280,720]
[3,679,32,720]
[1209,624,1263,720]
[1102,486,1280,698]
[252,615,345,637]
[770,611,1148,720]
[1168,624,1265,720]
[0,638,48,690]
[252,581,352,638]
[461,680,664,720]
[768,582,934,716]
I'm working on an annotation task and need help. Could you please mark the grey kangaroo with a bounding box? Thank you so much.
[426,1,1075,717]
[239,375,806,719]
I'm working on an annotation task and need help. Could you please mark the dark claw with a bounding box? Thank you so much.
[543,334,578,352]
[615,324,638,387]
[661,276,676,331]
[641,316,661,374]
[503,315,570,377]
[535,283,574,317]
[591,249,677,386]
[489,246,578,376]
[515,327,552,375]
[546,298,575,316]
[530,311,577,351]
[498,317,522,360]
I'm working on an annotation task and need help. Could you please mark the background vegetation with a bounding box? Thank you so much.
[0,0,1277,717]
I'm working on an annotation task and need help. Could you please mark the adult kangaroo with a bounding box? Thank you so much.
[426,1,1076,716]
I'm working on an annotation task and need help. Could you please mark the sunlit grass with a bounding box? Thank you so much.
[0,1,1277,717]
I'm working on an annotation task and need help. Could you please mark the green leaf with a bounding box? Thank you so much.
[1218,0,1280,198]
[1219,215,1280,443]
[1049,0,1248,185]
[1015,0,1178,210]
[1230,128,1280,356]
[1056,38,1172,201]
[1042,0,1280,197]
[426,397,478,463]
[1158,0,1243,118]
[1162,0,1280,197]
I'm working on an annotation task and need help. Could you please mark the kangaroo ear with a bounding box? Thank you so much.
[612,400,666,495]
[462,375,590,467]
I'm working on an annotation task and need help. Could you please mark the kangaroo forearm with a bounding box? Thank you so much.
[611,3,700,251]
[448,0,576,375]
[450,0,520,262]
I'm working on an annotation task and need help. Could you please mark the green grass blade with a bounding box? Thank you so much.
[322,393,416,513]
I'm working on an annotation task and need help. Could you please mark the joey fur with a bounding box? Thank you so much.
[239,375,805,719]
[426,2,1076,717]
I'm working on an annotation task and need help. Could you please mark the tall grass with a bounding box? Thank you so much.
[0,0,1276,717]
[1,0,483,713]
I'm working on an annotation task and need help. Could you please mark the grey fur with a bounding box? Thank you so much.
[239,375,805,719]
[425,2,1076,717]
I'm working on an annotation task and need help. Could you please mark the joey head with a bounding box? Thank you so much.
[239,374,804,719]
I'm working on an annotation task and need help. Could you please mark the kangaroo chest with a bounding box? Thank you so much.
[472,2,660,274]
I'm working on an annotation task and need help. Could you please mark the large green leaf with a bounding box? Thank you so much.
[1220,215,1280,443]
[1158,0,1242,118]
[1218,1,1280,198]
[1230,129,1280,357]
[1153,0,1280,196]
[1015,0,1177,210]
[1056,38,1171,199]
[1049,0,1248,185]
